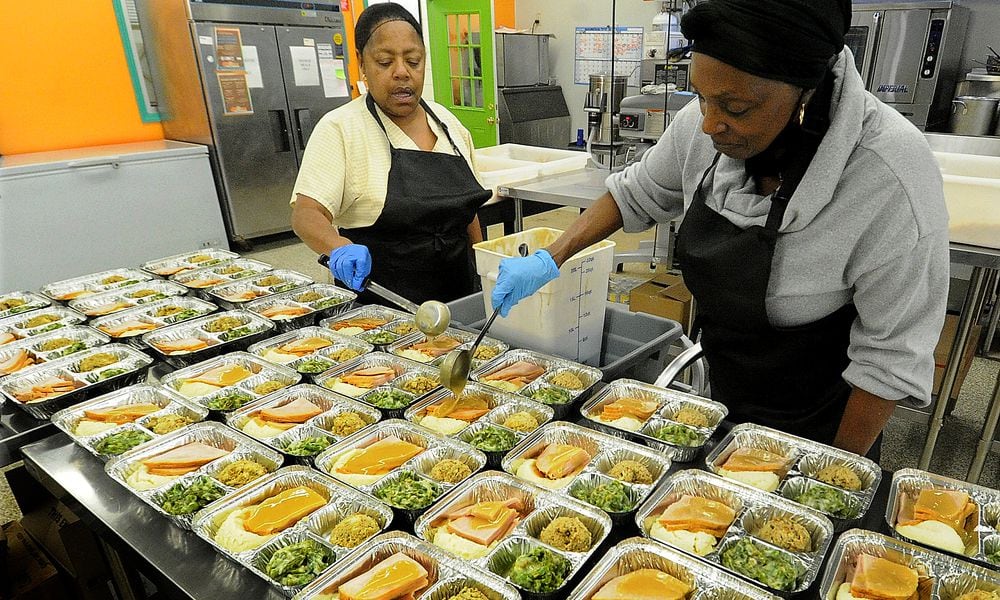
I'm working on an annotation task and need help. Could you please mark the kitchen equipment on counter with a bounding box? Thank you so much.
[584,74,630,167]
[846,1,968,130]
[949,96,1000,136]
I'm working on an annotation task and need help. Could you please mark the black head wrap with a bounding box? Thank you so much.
[680,0,850,88]
[355,3,422,55]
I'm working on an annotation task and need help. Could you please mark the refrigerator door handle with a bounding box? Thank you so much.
[66,157,122,169]
[294,108,311,150]
[269,109,292,153]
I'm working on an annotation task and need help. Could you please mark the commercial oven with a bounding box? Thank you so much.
[847,1,968,130]
[136,0,353,244]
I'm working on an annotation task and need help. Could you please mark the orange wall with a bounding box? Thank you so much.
[0,1,164,156]
[495,0,515,28]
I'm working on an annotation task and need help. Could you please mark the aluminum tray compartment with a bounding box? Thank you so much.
[26,326,110,361]
[105,421,283,529]
[387,325,508,367]
[313,352,430,419]
[501,421,671,528]
[820,530,948,600]
[90,297,218,349]
[208,270,315,311]
[292,531,520,600]
[140,248,240,277]
[193,466,392,594]
[0,291,51,320]
[170,258,272,299]
[160,351,300,413]
[40,268,154,302]
[141,310,275,368]
[406,382,553,467]
[315,419,486,523]
[0,306,87,338]
[248,326,372,378]
[567,536,776,600]
[474,349,602,420]
[319,304,413,348]
[705,423,881,530]
[227,384,381,452]
[68,281,190,318]
[635,469,834,596]
[52,383,209,459]
[886,468,1000,569]
[413,470,611,598]
[246,284,357,333]
[0,343,154,419]
[580,378,728,462]
[0,340,48,381]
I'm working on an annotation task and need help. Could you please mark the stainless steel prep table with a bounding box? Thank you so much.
[0,402,54,467]
[18,414,893,600]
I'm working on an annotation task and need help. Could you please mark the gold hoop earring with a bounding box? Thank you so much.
[798,103,807,126]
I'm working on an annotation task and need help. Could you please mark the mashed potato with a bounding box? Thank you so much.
[214,507,275,552]
[241,418,291,439]
[260,349,298,365]
[74,420,117,437]
[327,449,386,487]
[895,520,967,555]
[336,326,365,336]
[718,468,781,492]
[176,381,220,398]
[126,464,181,491]
[433,528,493,560]
[398,349,433,363]
[649,523,718,556]
[515,459,575,490]
[483,380,523,393]
[597,415,644,432]
[419,415,468,435]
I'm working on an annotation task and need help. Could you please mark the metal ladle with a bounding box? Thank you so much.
[439,242,530,397]
[317,254,450,337]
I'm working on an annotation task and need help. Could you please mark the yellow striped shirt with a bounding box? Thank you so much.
[290,94,481,229]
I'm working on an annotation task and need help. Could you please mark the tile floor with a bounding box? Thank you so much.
[2,207,997,526]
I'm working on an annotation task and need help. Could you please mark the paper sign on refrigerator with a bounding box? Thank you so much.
[317,43,349,98]
[290,46,320,87]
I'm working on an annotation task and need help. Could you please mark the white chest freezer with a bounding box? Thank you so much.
[0,140,228,291]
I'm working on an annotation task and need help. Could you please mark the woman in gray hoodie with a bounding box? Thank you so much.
[491,0,948,459]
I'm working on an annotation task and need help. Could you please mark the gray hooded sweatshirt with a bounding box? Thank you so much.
[607,48,949,406]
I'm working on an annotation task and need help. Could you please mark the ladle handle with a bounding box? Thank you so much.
[317,254,420,314]
[469,305,502,354]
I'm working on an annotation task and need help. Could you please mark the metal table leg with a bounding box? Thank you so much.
[513,198,524,233]
[967,371,1000,482]
[984,272,999,355]
[920,267,986,469]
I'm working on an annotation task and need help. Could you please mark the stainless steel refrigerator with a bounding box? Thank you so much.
[136,0,353,244]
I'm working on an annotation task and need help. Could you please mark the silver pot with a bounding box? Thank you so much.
[949,96,999,136]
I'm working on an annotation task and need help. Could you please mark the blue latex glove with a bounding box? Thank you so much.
[328,244,371,292]
[491,249,560,317]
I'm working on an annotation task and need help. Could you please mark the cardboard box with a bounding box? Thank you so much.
[933,313,982,401]
[19,499,112,600]
[2,521,68,600]
[629,273,692,330]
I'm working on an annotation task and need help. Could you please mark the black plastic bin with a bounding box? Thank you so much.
[446,293,682,384]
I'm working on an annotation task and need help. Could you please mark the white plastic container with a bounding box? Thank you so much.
[933,152,1000,249]
[475,144,589,176]
[474,227,616,365]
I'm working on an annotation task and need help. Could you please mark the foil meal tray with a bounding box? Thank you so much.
[635,468,835,596]
[103,420,283,529]
[567,536,777,600]
[0,290,51,320]
[245,284,357,333]
[413,470,613,599]
[159,351,301,413]
[385,325,509,368]
[500,421,672,528]
[0,325,111,380]
[40,268,155,302]
[473,349,603,420]
[208,270,315,311]
[0,343,154,419]
[192,465,395,596]
[52,383,209,460]
[89,297,218,349]
[141,310,276,368]
[312,352,438,420]
[0,305,87,338]
[318,304,416,349]
[292,531,521,600]
[579,378,728,463]
[819,529,1000,600]
[886,468,1000,569]
[140,248,240,277]
[247,326,373,379]
[68,280,190,318]
[704,422,882,530]
[170,259,272,299]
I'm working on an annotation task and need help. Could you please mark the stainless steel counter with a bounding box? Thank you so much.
[0,402,54,467]
[21,433,283,600]
[497,167,612,231]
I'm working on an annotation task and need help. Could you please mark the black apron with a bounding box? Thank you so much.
[339,96,491,305]
[675,153,858,445]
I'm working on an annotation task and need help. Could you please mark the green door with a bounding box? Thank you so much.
[426,0,498,147]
